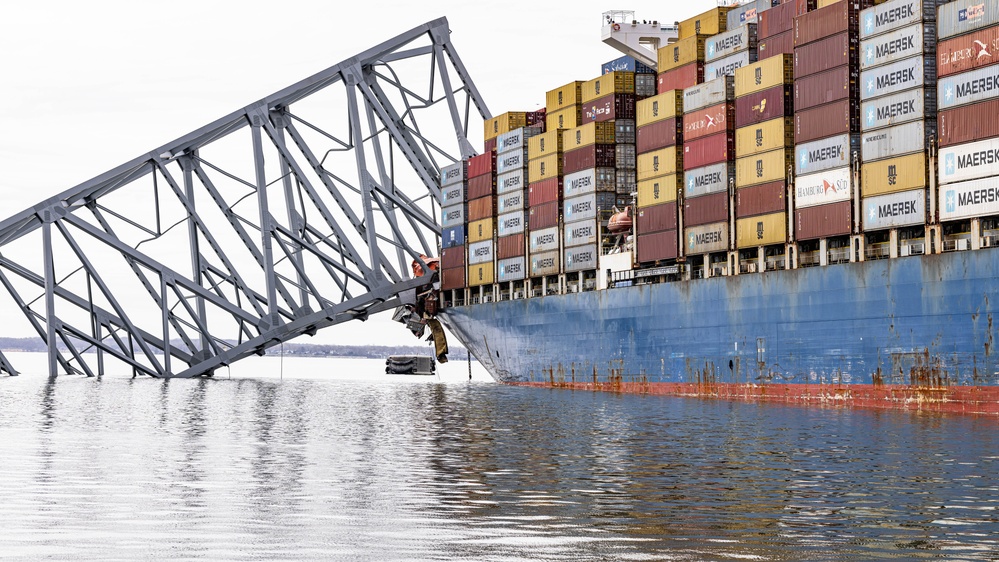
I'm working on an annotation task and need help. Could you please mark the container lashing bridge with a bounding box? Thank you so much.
[0,18,489,378]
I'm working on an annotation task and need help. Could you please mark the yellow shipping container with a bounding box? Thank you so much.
[657,35,707,73]
[528,153,563,183]
[637,90,683,127]
[467,262,495,287]
[563,122,616,151]
[736,149,792,188]
[467,218,494,243]
[484,112,527,141]
[735,118,794,157]
[817,0,843,7]
[678,7,732,40]
[735,54,793,98]
[581,71,636,103]
[547,81,584,112]
[528,129,564,161]
[861,153,928,197]
[736,212,788,248]
[637,174,680,207]
[546,105,582,131]
[637,147,681,179]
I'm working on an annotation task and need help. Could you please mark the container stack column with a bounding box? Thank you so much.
[635,91,684,270]
[439,161,467,306]
[466,151,497,303]
[495,125,541,300]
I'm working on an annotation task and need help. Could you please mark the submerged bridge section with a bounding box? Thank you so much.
[0,18,488,377]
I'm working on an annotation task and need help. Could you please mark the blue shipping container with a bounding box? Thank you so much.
[442,225,466,249]
[602,55,656,75]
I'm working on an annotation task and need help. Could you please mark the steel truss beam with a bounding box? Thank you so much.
[0,18,489,377]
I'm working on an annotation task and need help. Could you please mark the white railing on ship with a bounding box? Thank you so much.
[943,238,970,252]
[865,243,890,261]
[766,257,786,270]
[828,247,850,264]
[799,251,820,267]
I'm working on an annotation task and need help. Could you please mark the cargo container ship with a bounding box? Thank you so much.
[432,0,999,415]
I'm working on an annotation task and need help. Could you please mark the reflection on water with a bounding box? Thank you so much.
[0,357,998,561]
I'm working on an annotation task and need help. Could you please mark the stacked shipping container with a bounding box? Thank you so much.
[659,7,733,94]
[758,0,815,61]
[440,161,467,291]
[466,152,496,287]
[635,90,684,263]
[704,22,760,80]
[495,126,542,285]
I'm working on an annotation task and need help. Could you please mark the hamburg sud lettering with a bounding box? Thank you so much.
[939,64,999,108]
[862,24,922,70]
[863,2,917,38]
[941,138,999,184]
[795,168,851,207]
[862,58,921,100]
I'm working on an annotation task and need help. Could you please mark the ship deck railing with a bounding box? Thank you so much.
[865,242,890,261]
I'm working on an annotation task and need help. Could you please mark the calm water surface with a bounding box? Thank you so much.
[1,352,997,561]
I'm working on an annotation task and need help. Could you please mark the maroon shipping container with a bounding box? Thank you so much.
[683,132,736,170]
[684,191,730,227]
[636,202,678,235]
[583,93,637,123]
[529,201,560,231]
[780,0,815,17]
[758,30,794,60]
[467,195,495,221]
[441,266,465,290]
[794,99,859,144]
[759,2,796,38]
[735,84,793,128]
[441,245,466,269]
[637,229,679,263]
[497,233,525,259]
[484,138,497,154]
[793,32,857,79]
[527,108,547,129]
[737,180,786,218]
[468,152,495,178]
[793,0,860,47]
[683,102,735,142]
[938,26,999,78]
[637,118,680,153]
[938,99,999,147]
[528,178,562,206]
[793,65,857,112]
[563,144,616,175]
[467,174,495,200]
[795,200,851,241]
[658,63,704,94]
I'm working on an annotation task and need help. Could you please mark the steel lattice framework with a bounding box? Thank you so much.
[0,18,488,378]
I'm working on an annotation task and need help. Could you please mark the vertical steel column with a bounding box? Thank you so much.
[272,113,310,312]
[181,155,208,358]
[250,111,281,330]
[42,215,58,377]
[344,72,384,286]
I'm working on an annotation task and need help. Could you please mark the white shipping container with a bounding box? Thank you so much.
[496,127,541,155]
[563,192,613,223]
[468,240,495,265]
[441,203,465,228]
[939,137,999,185]
[938,63,999,110]
[683,76,735,114]
[859,23,931,70]
[497,257,526,282]
[496,150,527,175]
[861,120,931,161]
[442,183,466,207]
[684,222,729,255]
[794,166,853,208]
[440,162,465,187]
[497,190,525,214]
[704,51,755,81]
[860,0,936,40]
[497,169,527,194]
[530,250,560,277]
[860,56,929,101]
[564,219,599,247]
[565,244,599,272]
[529,226,560,253]
[705,24,757,62]
[863,188,926,230]
[940,177,999,220]
[563,167,615,199]
[861,88,932,131]
[684,162,734,198]
[796,134,857,176]
[938,0,999,41]
[497,210,525,237]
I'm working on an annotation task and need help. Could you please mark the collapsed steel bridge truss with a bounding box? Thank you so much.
[0,18,488,377]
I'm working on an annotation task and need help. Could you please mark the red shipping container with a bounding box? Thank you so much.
[735,84,793,128]
[497,233,525,259]
[795,200,851,241]
[793,32,857,79]
[780,0,815,17]
[736,180,786,218]
[684,191,730,227]
[637,118,680,153]
[468,174,495,200]
[938,26,999,78]
[683,102,735,142]
[441,245,466,269]
[529,201,560,231]
[658,63,704,94]
[468,152,495,178]
[528,178,562,206]
[683,132,736,170]
[758,30,794,60]
[636,202,678,235]
[441,266,465,290]
[563,144,616,175]
[484,138,497,154]
[793,0,860,47]
[637,229,678,263]
[792,65,857,112]
[794,99,859,144]
[583,93,637,123]
[527,108,547,129]
[938,99,999,147]
[759,2,796,38]
[467,195,495,221]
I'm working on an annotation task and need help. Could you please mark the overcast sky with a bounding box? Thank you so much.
[0,0,722,347]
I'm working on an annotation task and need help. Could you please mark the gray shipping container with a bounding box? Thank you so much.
[497,190,525,214]
[863,188,927,230]
[861,87,935,131]
[860,55,933,101]
[564,219,600,247]
[938,136,999,185]
[795,134,858,175]
[529,226,560,253]
[705,24,758,62]
[441,203,465,228]
[938,0,999,41]
[861,120,935,161]
[565,244,599,272]
[442,183,466,207]
[705,51,757,80]
[564,192,618,223]
[496,126,542,155]
[530,250,560,277]
[684,222,729,255]
[859,23,935,70]
[616,119,637,144]
[497,168,527,194]
[859,0,940,40]
[497,210,525,237]
[496,150,527,175]
[440,162,465,187]
[938,63,999,110]
[727,0,774,29]
[497,256,526,282]
[468,240,495,265]
[684,162,734,198]
[683,76,735,114]
[615,144,637,169]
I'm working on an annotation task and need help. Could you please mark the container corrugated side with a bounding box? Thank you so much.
[861,120,934,161]
[938,98,999,146]
[496,256,526,282]
[794,166,853,208]
[735,54,793,98]
[442,183,466,207]
[861,152,928,197]
[546,81,584,112]
[795,133,858,175]
[794,31,858,79]
[794,65,858,111]
[637,118,680,153]
[736,180,786,217]
[528,226,560,253]
[637,146,682,179]
[528,178,561,206]
[615,119,637,144]
[735,84,793,127]
[758,1,796,38]
[794,98,860,144]
[939,136,999,185]
[440,162,466,187]
[683,102,735,142]
[860,55,931,101]
[583,94,637,123]
[636,202,679,234]
[939,176,999,220]
[795,200,852,240]
[736,148,792,187]
[467,196,495,222]
[529,250,560,277]
[467,174,495,200]
[496,150,527,175]
[859,23,934,71]
[685,191,730,227]
[859,0,938,40]
[937,64,999,110]
[685,162,735,198]
[861,87,934,131]
[706,24,759,62]
[441,266,464,290]
[565,244,599,272]
[658,63,704,94]
[497,233,525,260]
[563,122,616,151]
[938,0,999,41]
[637,174,680,207]
[758,30,794,61]
[545,106,582,131]
[564,144,616,175]
[736,212,787,247]
[442,225,465,249]
[441,245,465,269]
[467,153,495,178]
[602,55,657,75]
[528,201,559,231]
[528,153,563,183]
[563,167,616,198]
[582,71,636,103]
[497,169,527,195]
[484,112,527,142]
[496,126,542,156]
[564,219,599,247]
[636,230,678,262]
[467,218,494,243]
[937,24,999,78]
[684,222,730,255]
[564,192,617,223]
[637,90,683,126]
[468,240,494,266]
[863,188,926,230]
[441,203,465,228]
[705,51,758,80]
[658,35,708,73]
[683,76,736,113]
[735,117,794,157]
[467,262,494,287]
[528,130,564,161]
[683,132,736,170]
[678,7,732,40]
[726,2,762,30]
[793,0,861,47]
[497,210,526,237]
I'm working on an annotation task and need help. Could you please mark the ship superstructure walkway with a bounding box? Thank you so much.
[0,18,488,377]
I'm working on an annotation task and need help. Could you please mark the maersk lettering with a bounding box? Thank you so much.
[503,174,521,188]
[874,35,915,58]
[713,34,744,52]
[876,99,916,120]
[874,3,914,28]
[569,175,593,190]
[693,171,723,187]
[570,251,594,263]
[571,225,594,238]
[535,233,556,245]
[878,199,917,218]
[693,231,723,245]
[537,257,555,269]
[710,60,744,78]
[502,155,521,168]
[443,168,461,181]
[570,200,593,214]
[504,262,522,275]
[876,67,916,89]
[808,145,843,163]
[956,75,999,98]
[958,149,999,169]
[958,186,999,206]
[445,187,462,201]
[473,247,491,257]
[445,210,461,221]
[500,134,520,150]
[503,216,521,229]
